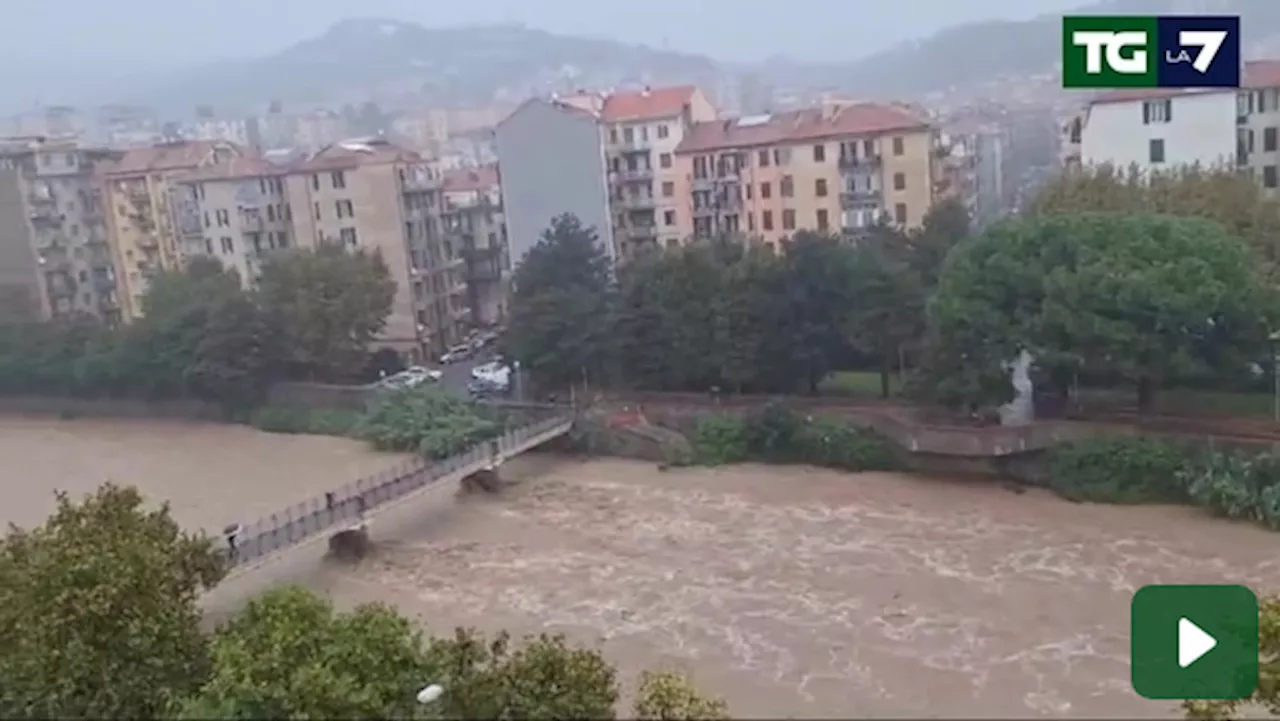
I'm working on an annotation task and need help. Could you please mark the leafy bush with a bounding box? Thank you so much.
[1180,450,1280,524]
[1045,436,1196,503]
[690,416,750,465]
[688,407,897,472]
[248,405,359,436]
[634,670,729,720]
[355,386,501,458]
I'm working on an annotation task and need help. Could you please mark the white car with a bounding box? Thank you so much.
[439,344,473,364]
[378,366,442,391]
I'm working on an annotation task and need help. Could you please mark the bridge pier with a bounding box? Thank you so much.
[327,525,372,561]
[461,463,503,494]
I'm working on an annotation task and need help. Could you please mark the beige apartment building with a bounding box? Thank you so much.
[673,102,938,248]
[170,156,295,285]
[0,140,122,322]
[100,140,246,318]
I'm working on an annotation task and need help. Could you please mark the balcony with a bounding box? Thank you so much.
[239,212,265,232]
[838,153,882,169]
[401,166,440,192]
[626,224,659,242]
[615,166,654,182]
[840,189,882,208]
[29,206,64,226]
[615,135,648,152]
[616,193,656,210]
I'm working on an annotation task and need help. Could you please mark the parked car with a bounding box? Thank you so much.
[439,344,473,364]
[467,376,507,399]
[376,366,442,391]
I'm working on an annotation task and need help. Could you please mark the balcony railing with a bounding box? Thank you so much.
[840,189,882,207]
[616,193,656,210]
[839,154,882,169]
[615,166,654,182]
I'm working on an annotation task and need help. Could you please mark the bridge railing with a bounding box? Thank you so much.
[217,414,573,569]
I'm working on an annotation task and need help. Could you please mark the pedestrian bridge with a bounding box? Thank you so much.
[217,411,573,578]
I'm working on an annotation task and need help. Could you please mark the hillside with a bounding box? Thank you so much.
[765,0,1280,98]
[142,19,720,112]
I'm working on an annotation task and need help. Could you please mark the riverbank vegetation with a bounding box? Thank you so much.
[0,245,396,412]
[0,484,728,720]
[683,402,898,472]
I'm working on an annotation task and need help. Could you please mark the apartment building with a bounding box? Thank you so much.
[0,141,122,322]
[100,140,246,318]
[673,102,937,247]
[1237,61,1280,193]
[438,165,508,326]
[170,156,295,286]
[495,85,716,266]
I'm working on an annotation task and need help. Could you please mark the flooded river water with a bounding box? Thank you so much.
[5,416,1278,717]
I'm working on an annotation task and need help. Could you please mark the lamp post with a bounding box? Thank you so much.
[1270,330,1280,422]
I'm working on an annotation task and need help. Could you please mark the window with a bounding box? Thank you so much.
[266,205,276,222]
[780,175,794,197]
[813,144,826,162]
[864,139,875,157]
[657,124,669,139]
[664,210,676,226]
[610,128,618,144]
[1149,138,1166,164]
[894,203,907,225]
[745,183,753,199]
[203,211,210,228]
[662,181,675,197]
[760,182,772,199]
[815,178,828,197]
[335,199,354,218]
[216,209,229,227]
[762,210,774,231]
[311,174,320,190]
[892,137,904,156]
[893,172,906,191]
[782,209,796,230]
[660,153,672,169]
[1267,127,1278,153]
[314,202,321,219]
[220,236,234,254]
[773,147,791,165]
[1266,166,1278,189]
[340,227,358,246]
[817,209,829,231]
[1142,99,1173,124]
[747,212,755,232]
[758,150,770,167]
[623,128,634,143]
[640,126,649,141]
[204,238,213,254]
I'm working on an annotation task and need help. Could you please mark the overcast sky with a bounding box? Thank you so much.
[6,0,1087,65]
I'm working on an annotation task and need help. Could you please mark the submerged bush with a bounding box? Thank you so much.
[1045,436,1195,503]
[354,386,501,458]
[248,405,359,436]
[688,406,897,472]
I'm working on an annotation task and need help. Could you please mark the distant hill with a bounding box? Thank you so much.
[140,19,720,113]
[762,0,1280,99]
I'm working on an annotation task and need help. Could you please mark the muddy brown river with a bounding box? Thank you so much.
[5,416,1279,717]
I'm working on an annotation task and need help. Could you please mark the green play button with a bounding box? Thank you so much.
[1131,584,1259,700]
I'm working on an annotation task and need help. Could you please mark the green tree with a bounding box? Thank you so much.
[905,196,971,287]
[774,232,860,393]
[505,214,616,391]
[846,224,927,397]
[256,245,395,382]
[1032,164,1280,281]
[137,258,278,407]
[921,212,1273,413]
[184,586,433,719]
[0,484,225,719]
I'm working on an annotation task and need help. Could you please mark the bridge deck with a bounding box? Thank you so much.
[218,414,573,578]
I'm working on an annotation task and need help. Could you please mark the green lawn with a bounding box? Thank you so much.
[818,371,901,399]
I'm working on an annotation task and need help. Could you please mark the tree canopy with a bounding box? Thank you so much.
[257,244,396,382]
[924,212,1274,411]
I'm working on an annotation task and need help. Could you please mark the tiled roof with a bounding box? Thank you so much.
[1090,59,1280,106]
[176,156,284,183]
[675,103,930,155]
[101,140,240,176]
[1245,59,1280,89]
[441,164,499,192]
[600,85,698,123]
[292,137,421,173]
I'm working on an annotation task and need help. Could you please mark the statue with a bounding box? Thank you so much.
[999,349,1035,426]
